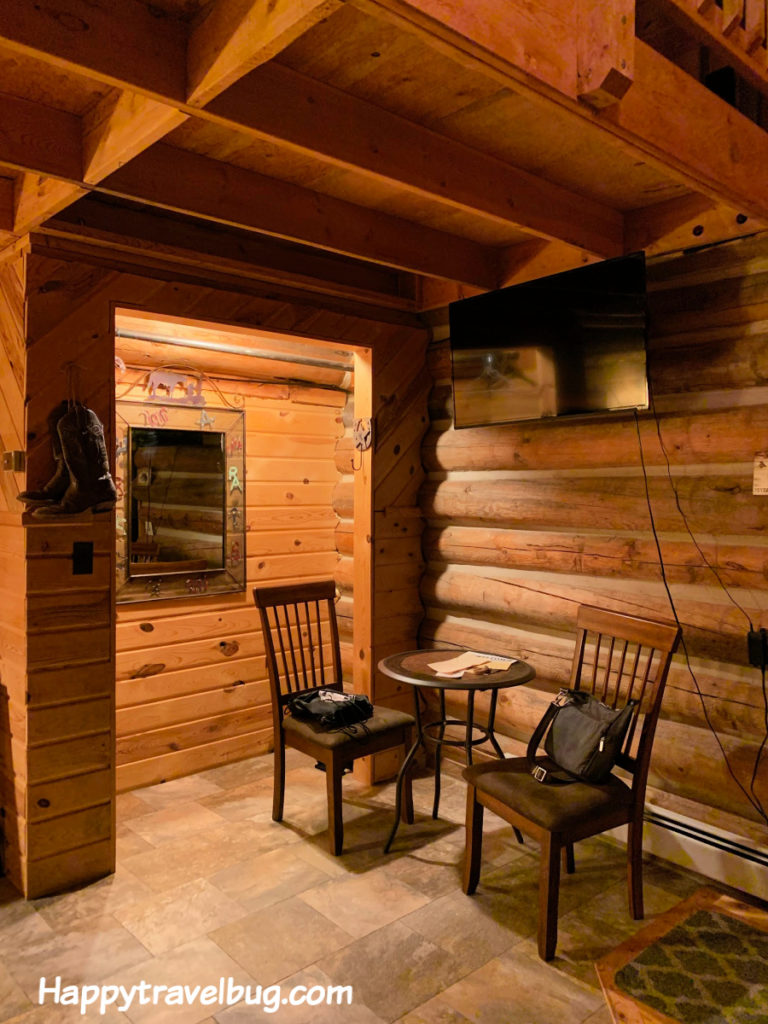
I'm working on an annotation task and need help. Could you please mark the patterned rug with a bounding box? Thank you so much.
[596,888,768,1024]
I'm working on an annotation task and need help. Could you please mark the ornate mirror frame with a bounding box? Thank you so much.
[115,399,246,603]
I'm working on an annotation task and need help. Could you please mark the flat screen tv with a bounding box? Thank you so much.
[449,252,649,428]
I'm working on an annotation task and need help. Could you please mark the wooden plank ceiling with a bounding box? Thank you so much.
[0,0,766,307]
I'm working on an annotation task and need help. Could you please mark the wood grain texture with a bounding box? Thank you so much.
[0,254,26,894]
[421,235,768,835]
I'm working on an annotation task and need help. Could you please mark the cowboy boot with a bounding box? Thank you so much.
[16,401,70,507]
[34,404,117,516]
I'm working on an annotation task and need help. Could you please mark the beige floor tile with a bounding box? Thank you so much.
[198,781,274,822]
[210,897,354,987]
[0,753,723,1024]
[100,936,256,1024]
[129,774,225,809]
[208,846,335,910]
[400,884,535,970]
[195,756,275,790]
[0,907,53,950]
[122,802,226,847]
[112,878,248,956]
[2,1004,127,1024]
[398,1000,476,1023]
[122,819,300,893]
[376,843,465,900]
[33,870,153,933]
[0,961,32,1022]
[215,964,387,1024]
[116,825,155,860]
[2,915,152,1001]
[298,866,430,938]
[426,947,604,1024]
[315,920,466,1021]
[115,793,156,821]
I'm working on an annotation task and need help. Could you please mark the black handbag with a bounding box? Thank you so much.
[527,688,637,785]
[286,689,374,731]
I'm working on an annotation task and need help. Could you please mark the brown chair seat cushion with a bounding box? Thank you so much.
[463,757,633,832]
[283,705,414,749]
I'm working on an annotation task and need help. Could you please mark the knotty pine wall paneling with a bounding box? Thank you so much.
[334,328,431,781]
[0,253,27,893]
[114,360,346,791]
[420,233,768,846]
[23,252,117,898]
[13,236,427,894]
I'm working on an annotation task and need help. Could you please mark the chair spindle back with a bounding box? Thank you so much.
[253,581,342,715]
[570,605,680,779]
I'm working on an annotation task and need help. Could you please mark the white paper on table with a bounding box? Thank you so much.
[427,651,515,678]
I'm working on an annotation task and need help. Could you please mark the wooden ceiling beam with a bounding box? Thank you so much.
[0,93,81,181]
[82,91,188,183]
[625,194,765,255]
[354,0,768,224]
[99,144,499,287]
[186,0,342,107]
[0,176,14,232]
[0,0,187,101]
[46,196,415,309]
[13,176,87,235]
[208,64,623,258]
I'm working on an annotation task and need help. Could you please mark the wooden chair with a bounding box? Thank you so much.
[462,605,681,960]
[253,580,415,855]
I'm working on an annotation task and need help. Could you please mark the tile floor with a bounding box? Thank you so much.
[0,750,720,1023]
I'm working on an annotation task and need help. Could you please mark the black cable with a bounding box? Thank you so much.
[648,396,754,630]
[633,409,768,826]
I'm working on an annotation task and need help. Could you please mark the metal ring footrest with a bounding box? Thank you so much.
[423,718,492,748]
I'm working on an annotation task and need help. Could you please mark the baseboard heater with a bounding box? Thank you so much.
[611,806,768,900]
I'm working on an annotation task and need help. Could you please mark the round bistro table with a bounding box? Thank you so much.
[379,648,535,852]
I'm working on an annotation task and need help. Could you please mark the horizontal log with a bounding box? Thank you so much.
[421,614,763,715]
[422,475,767,536]
[439,686,767,825]
[421,568,762,666]
[423,404,768,472]
[425,524,768,590]
[650,332,768,395]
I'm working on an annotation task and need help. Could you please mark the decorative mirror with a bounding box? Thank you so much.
[116,398,245,603]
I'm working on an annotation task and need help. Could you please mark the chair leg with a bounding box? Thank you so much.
[272,737,286,822]
[627,818,644,919]
[563,842,575,874]
[538,833,561,961]
[462,786,484,895]
[325,754,344,856]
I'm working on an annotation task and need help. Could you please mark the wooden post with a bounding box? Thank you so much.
[352,348,374,783]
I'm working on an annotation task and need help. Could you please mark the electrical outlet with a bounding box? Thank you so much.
[747,628,768,669]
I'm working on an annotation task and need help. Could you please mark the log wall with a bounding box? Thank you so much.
[114,358,346,791]
[421,234,768,844]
